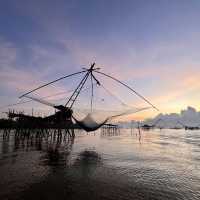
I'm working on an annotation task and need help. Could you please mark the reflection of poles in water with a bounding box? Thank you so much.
[11,126,75,142]
[73,150,102,179]
[137,121,141,141]
[131,120,134,135]
[2,129,75,152]
[1,133,10,154]
[2,128,11,139]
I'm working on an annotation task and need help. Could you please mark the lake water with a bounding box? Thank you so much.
[0,129,200,200]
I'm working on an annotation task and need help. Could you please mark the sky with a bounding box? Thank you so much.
[1,0,200,120]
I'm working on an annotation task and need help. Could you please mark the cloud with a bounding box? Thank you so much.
[0,38,75,115]
[0,38,17,68]
[144,106,200,128]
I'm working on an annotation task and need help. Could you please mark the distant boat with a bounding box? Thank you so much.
[141,124,155,130]
[184,126,199,130]
[175,121,200,130]
[141,119,163,130]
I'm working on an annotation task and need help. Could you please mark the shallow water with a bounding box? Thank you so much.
[0,129,200,200]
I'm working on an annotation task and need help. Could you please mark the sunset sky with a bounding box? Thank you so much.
[1,0,200,120]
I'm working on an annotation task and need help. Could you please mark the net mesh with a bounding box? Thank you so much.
[72,107,150,131]
[70,78,151,131]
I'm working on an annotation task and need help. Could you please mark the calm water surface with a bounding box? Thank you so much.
[0,129,200,200]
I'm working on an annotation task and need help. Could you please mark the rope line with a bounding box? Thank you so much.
[19,70,87,98]
[94,71,159,111]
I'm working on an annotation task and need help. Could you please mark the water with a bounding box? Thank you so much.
[0,129,200,200]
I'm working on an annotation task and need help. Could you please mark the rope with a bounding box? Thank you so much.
[0,90,74,109]
[19,70,87,98]
[99,83,131,108]
[94,71,159,111]
[1,83,95,110]
[90,73,94,112]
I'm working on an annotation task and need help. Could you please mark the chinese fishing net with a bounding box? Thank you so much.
[16,68,155,132]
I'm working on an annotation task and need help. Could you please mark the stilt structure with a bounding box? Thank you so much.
[101,123,120,135]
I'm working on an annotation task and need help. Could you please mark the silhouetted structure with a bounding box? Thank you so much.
[141,119,163,130]
[176,121,200,130]
[101,123,120,135]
